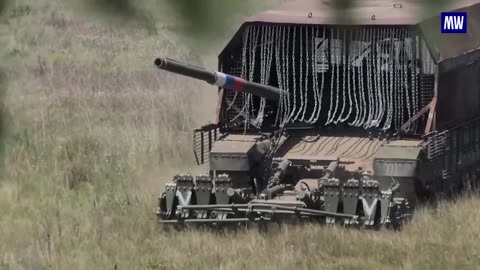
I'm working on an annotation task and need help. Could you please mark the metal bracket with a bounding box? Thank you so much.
[379,191,393,224]
[165,182,177,218]
[174,174,195,219]
[195,175,213,219]
[341,179,360,224]
[360,180,380,226]
[400,97,437,133]
[214,174,233,219]
[321,178,341,224]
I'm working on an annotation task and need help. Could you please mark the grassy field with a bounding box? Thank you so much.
[1,1,480,269]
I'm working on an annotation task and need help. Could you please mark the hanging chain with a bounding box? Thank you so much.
[227,25,249,113]
[394,27,402,130]
[281,26,289,126]
[274,25,284,126]
[326,28,336,124]
[402,27,413,132]
[245,25,255,130]
[357,28,368,126]
[246,25,258,129]
[335,28,347,123]
[287,27,297,122]
[293,26,305,122]
[230,25,259,128]
[307,26,321,124]
[254,25,274,128]
[383,27,395,130]
[313,26,325,124]
[343,29,354,123]
[338,28,351,123]
[364,28,374,128]
[398,28,406,130]
[375,28,386,127]
[283,26,291,125]
[410,28,419,132]
[349,29,360,126]
[328,28,342,124]
[300,25,310,122]
[371,28,382,128]
[381,28,389,126]
[255,25,267,127]
[365,28,375,128]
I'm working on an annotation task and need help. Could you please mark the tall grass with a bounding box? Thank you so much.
[1,1,479,269]
[1,1,210,268]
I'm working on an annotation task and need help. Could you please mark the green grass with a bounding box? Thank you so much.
[1,0,480,269]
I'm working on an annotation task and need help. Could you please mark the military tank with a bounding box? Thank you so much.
[155,0,480,228]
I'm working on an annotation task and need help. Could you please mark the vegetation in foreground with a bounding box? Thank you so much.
[1,1,480,269]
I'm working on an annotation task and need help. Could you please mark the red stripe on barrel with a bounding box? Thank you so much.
[233,77,245,92]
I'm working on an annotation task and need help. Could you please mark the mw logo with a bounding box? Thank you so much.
[441,12,467,33]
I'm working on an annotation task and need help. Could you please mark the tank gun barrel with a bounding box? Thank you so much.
[154,57,284,100]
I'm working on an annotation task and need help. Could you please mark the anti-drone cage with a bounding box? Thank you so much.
[219,24,437,135]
